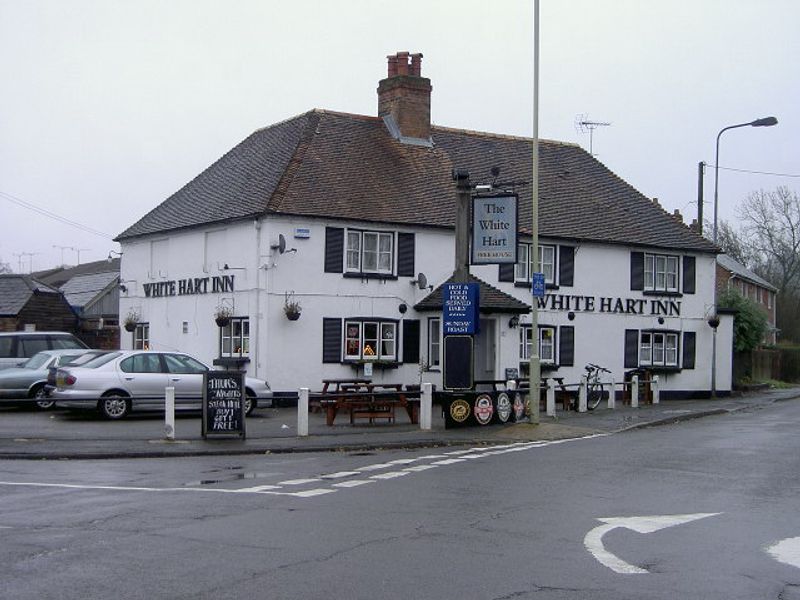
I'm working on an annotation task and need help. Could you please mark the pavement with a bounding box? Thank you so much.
[0,387,798,460]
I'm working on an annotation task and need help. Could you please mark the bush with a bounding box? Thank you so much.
[718,288,769,352]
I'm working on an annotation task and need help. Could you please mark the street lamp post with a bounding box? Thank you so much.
[710,115,777,397]
[712,116,778,244]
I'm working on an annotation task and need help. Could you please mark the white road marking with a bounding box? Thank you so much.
[282,488,336,498]
[402,464,438,472]
[386,459,417,465]
[321,471,361,479]
[766,537,800,569]
[369,471,410,480]
[432,458,466,465]
[233,484,282,492]
[584,513,721,574]
[332,480,375,488]
[0,481,275,495]
[278,478,322,486]
[355,463,396,472]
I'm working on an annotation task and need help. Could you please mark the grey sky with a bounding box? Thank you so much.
[1,0,797,272]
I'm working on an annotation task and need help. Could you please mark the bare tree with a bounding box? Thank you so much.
[737,186,800,342]
[738,187,800,292]
[706,218,751,266]
[0,258,12,274]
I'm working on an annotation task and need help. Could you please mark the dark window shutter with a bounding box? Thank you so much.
[324,227,344,273]
[322,318,342,363]
[630,252,644,291]
[683,256,696,294]
[498,263,515,282]
[559,246,575,287]
[402,319,420,364]
[397,233,415,277]
[682,331,696,369]
[624,329,639,368]
[559,326,574,366]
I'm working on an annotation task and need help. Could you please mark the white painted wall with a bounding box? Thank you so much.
[120,218,731,396]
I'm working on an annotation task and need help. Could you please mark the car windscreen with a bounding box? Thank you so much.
[80,352,122,368]
[23,353,52,369]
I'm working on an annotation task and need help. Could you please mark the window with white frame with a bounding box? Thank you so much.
[515,243,555,284]
[519,325,556,365]
[644,253,679,292]
[346,229,394,274]
[344,320,397,361]
[639,332,678,367]
[428,317,441,368]
[219,317,250,357]
[133,323,150,350]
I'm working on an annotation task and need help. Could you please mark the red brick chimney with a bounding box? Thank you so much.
[377,52,432,142]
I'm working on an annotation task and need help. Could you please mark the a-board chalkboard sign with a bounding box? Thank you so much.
[202,371,246,439]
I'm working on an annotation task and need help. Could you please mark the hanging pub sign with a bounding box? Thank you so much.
[443,283,479,335]
[471,193,518,265]
[202,370,246,439]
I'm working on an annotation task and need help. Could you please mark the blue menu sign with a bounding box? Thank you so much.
[443,283,479,335]
[532,272,546,298]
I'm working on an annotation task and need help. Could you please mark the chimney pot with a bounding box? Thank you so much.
[387,55,398,78]
[396,51,410,76]
[410,53,423,77]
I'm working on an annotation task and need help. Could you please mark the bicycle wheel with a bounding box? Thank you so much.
[587,382,603,410]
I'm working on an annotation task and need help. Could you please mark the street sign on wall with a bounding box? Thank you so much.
[443,283,479,335]
[471,194,518,265]
[532,272,546,297]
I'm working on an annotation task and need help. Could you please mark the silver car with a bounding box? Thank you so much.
[51,350,272,419]
[0,349,101,409]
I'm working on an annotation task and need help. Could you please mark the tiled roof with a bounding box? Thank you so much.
[34,258,120,289]
[717,254,778,291]
[60,271,119,309]
[0,275,61,316]
[414,272,530,314]
[116,109,717,253]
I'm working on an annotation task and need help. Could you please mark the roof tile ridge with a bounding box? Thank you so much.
[268,111,324,213]
[432,123,578,147]
[313,108,382,123]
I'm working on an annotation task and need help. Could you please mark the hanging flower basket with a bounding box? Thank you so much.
[284,292,301,321]
[123,309,140,332]
[214,304,233,327]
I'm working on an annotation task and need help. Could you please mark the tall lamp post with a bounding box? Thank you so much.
[710,115,778,397]
[712,116,778,244]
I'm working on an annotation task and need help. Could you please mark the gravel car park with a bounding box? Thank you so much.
[51,350,272,419]
[0,349,102,409]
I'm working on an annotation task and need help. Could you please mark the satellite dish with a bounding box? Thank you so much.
[410,272,428,290]
[278,234,286,254]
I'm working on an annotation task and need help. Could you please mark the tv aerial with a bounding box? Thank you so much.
[575,114,611,156]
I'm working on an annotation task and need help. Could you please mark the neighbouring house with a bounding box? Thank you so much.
[115,51,731,399]
[34,259,121,349]
[716,254,778,345]
[0,274,77,333]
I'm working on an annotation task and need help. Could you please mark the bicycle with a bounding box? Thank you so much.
[584,363,611,410]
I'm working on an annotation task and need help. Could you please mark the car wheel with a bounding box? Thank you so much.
[244,392,257,417]
[31,385,55,410]
[99,393,130,420]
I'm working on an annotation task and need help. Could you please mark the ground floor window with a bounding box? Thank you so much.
[428,317,441,368]
[134,323,149,350]
[640,331,678,367]
[344,320,397,361]
[220,317,250,357]
[519,325,556,370]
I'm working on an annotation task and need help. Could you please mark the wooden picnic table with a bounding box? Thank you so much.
[318,382,419,426]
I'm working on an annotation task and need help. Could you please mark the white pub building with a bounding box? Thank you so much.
[117,52,732,400]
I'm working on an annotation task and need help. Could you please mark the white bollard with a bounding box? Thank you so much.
[608,377,616,410]
[631,375,639,408]
[421,383,433,430]
[298,388,309,437]
[164,386,175,440]
[578,376,588,413]
[546,378,555,417]
[652,375,660,404]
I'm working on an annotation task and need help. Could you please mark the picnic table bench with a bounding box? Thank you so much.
[318,380,419,426]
